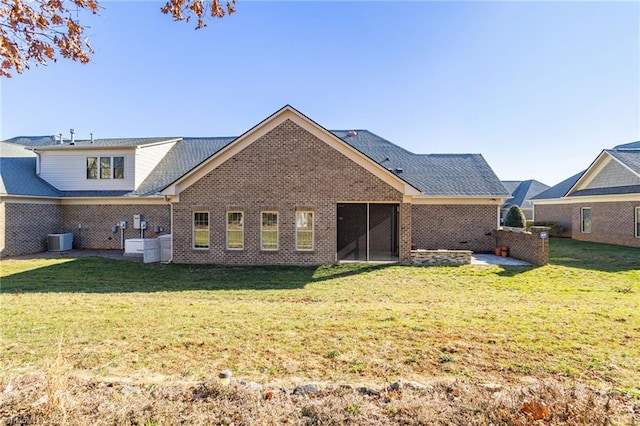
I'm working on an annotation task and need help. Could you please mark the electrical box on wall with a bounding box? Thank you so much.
[140,221,147,230]
[133,214,141,229]
[120,221,127,229]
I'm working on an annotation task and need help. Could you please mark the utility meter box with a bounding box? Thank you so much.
[140,221,147,230]
[133,214,141,229]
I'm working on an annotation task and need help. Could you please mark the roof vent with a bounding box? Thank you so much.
[347,130,357,137]
[58,133,64,145]
[70,128,75,145]
[90,133,94,143]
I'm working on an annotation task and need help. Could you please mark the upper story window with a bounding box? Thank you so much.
[87,156,125,180]
[100,157,111,179]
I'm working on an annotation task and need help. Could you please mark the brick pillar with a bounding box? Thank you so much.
[529,226,551,265]
[399,203,412,264]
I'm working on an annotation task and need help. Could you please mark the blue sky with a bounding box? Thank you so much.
[1,1,638,186]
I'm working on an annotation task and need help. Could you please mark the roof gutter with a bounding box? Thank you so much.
[409,195,508,205]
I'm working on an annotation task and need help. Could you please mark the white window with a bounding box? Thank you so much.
[113,157,125,179]
[226,211,244,250]
[261,211,279,250]
[87,156,124,179]
[193,212,210,249]
[100,157,111,179]
[581,207,592,233]
[295,211,314,251]
[87,157,98,179]
[636,207,640,238]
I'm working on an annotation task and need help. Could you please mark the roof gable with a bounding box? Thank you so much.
[161,105,422,197]
[567,150,640,196]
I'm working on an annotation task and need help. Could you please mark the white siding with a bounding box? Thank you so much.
[135,142,177,188]
[39,149,136,191]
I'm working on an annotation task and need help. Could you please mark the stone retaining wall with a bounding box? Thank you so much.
[410,249,472,266]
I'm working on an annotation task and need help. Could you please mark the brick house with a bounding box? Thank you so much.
[1,105,510,263]
[532,141,640,248]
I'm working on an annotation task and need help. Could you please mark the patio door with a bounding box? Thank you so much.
[337,203,399,261]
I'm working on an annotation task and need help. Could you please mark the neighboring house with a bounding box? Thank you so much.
[500,179,550,221]
[532,141,640,248]
[1,105,510,263]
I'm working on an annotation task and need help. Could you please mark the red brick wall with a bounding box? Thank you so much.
[1,202,62,257]
[571,201,640,248]
[173,119,404,265]
[495,226,550,265]
[62,204,170,249]
[536,201,640,247]
[411,204,498,252]
[533,204,573,237]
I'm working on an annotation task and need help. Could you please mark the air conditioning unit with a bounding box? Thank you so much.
[48,233,73,252]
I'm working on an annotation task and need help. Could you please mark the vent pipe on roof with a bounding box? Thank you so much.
[58,133,64,144]
[70,129,75,145]
[90,133,94,143]
[347,130,357,137]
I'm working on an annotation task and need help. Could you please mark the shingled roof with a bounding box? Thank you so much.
[613,141,640,150]
[3,129,509,198]
[501,179,550,210]
[0,142,60,197]
[532,143,640,200]
[31,137,181,150]
[606,149,640,175]
[333,130,509,197]
[531,171,584,200]
[134,137,235,195]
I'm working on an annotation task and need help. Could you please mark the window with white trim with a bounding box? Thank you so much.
[635,207,640,238]
[87,156,124,179]
[261,211,278,250]
[295,211,314,251]
[113,156,125,179]
[581,207,592,233]
[87,157,98,179]
[100,157,111,179]
[193,212,210,249]
[226,211,244,249]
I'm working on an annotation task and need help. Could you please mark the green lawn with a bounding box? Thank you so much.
[1,238,638,393]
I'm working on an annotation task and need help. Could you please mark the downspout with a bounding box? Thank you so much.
[163,196,174,264]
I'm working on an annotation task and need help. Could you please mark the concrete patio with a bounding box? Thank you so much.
[471,253,532,266]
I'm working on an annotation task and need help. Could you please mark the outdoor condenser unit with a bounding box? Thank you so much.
[48,233,73,252]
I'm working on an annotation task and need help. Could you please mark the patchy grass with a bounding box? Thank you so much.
[0,238,639,423]
[1,374,636,425]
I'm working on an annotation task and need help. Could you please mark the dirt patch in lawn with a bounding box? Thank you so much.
[1,373,638,425]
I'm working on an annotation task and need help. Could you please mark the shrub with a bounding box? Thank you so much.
[532,221,568,236]
[504,205,527,228]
